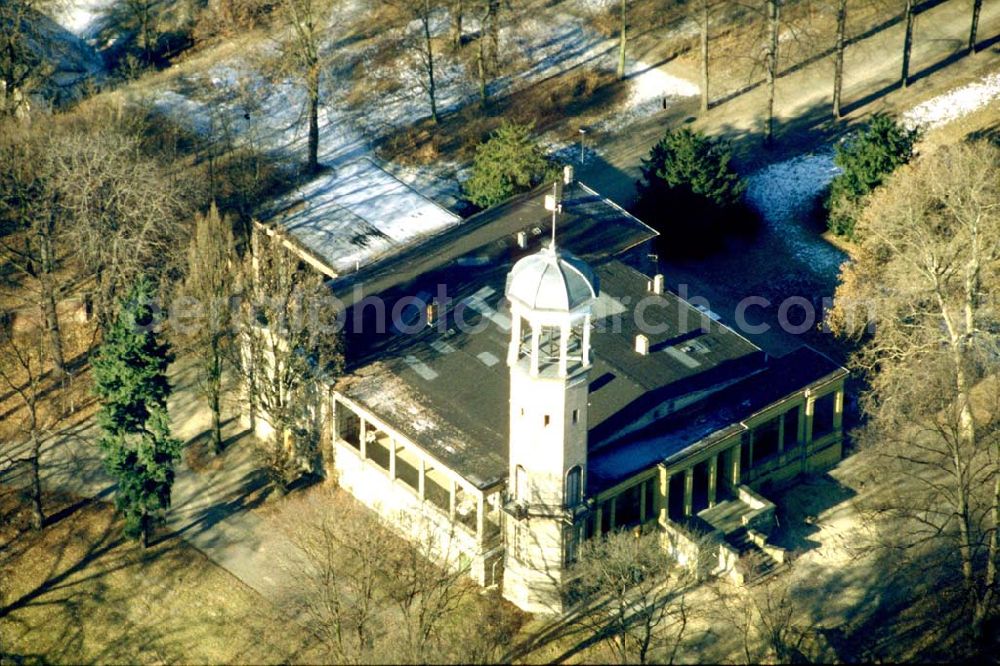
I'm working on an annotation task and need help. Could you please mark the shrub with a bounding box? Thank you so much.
[826,114,918,238]
[462,121,557,209]
[636,128,750,255]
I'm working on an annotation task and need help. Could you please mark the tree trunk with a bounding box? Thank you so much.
[142,516,151,548]
[699,0,710,112]
[30,430,44,531]
[901,0,915,87]
[487,0,499,69]
[765,0,780,144]
[210,386,223,455]
[477,39,488,108]
[968,0,982,52]
[618,0,627,80]
[423,6,439,124]
[451,0,463,50]
[833,0,847,119]
[307,65,320,173]
[37,222,66,376]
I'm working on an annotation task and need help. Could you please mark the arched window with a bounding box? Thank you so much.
[565,465,582,507]
[515,465,528,502]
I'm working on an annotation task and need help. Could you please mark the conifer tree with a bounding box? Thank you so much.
[462,121,556,209]
[93,279,181,548]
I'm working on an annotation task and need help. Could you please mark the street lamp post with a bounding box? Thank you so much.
[578,128,587,164]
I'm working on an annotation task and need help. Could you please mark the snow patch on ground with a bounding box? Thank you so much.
[596,61,699,133]
[744,152,846,275]
[902,71,1000,130]
[53,0,114,39]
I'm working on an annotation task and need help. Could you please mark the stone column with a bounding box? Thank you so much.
[707,455,718,508]
[530,326,540,376]
[804,395,816,444]
[558,324,569,376]
[418,459,426,500]
[609,497,618,530]
[639,480,647,523]
[833,390,844,431]
[582,314,592,367]
[449,479,457,521]
[731,442,742,488]
[508,313,522,365]
[658,467,669,524]
[683,468,693,517]
[389,439,397,479]
[359,417,368,458]
[777,416,785,456]
[476,492,485,543]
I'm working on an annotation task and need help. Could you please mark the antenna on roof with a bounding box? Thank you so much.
[544,180,563,251]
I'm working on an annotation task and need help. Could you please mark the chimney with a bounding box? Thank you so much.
[635,334,649,356]
[516,230,528,248]
[649,274,664,295]
[426,300,438,327]
[563,164,574,185]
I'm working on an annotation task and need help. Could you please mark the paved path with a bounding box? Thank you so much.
[0,358,311,607]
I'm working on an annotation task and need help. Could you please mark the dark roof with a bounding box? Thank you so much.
[331,181,794,489]
[586,346,847,494]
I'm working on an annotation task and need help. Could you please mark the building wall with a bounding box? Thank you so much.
[330,394,503,587]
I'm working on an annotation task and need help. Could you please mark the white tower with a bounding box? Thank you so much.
[502,241,597,613]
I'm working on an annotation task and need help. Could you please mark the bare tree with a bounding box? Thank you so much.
[617,0,628,80]
[43,120,193,333]
[282,489,392,661]
[968,0,983,52]
[569,529,690,664]
[176,203,236,455]
[0,0,53,117]
[830,141,1000,641]
[900,0,915,87]
[450,0,463,50]
[383,0,444,125]
[237,227,343,486]
[763,0,780,143]
[698,0,711,112]
[273,0,342,173]
[832,0,847,118]
[0,330,60,530]
[384,518,474,661]
[0,123,69,376]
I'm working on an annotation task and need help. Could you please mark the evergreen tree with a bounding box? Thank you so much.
[636,128,749,255]
[826,113,918,238]
[462,121,556,209]
[93,278,181,547]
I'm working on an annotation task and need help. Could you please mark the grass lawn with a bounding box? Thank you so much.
[0,491,320,664]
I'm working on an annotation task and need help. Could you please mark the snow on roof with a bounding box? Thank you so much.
[267,158,461,275]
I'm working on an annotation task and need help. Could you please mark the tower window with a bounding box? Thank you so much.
[520,407,525,416]
[515,464,528,502]
[572,409,579,425]
[565,465,582,507]
[543,414,550,427]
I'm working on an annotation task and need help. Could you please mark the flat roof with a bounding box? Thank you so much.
[587,346,848,494]
[264,158,461,275]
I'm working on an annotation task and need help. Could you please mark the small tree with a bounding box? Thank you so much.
[237,228,343,487]
[569,530,690,665]
[92,279,181,547]
[462,121,556,209]
[177,203,236,455]
[637,128,748,253]
[825,113,917,238]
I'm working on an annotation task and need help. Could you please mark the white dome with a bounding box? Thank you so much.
[506,245,598,312]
